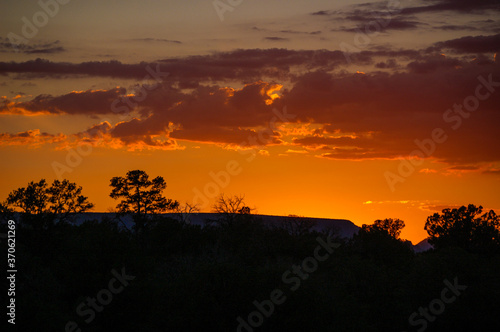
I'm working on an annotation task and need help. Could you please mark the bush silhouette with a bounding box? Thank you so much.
[425,204,500,254]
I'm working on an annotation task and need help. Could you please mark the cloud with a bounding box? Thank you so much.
[447,165,480,171]
[0,47,435,84]
[24,46,65,54]
[279,30,321,35]
[253,26,321,36]
[0,58,157,79]
[131,38,182,44]
[0,48,400,82]
[315,0,499,35]
[401,0,500,15]
[319,148,401,160]
[264,37,290,42]
[434,24,478,31]
[43,63,497,161]
[3,49,500,164]
[0,129,66,147]
[10,81,286,150]
[0,88,126,115]
[433,33,500,54]
[282,64,500,164]
[375,59,399,69]
[72,121,181,151]
[362,200,411,205]
[292,135,373,150]
[340,17,421,32]
[169,127,282,146]
[419,204,464,212]
[311,10,330,16]
[482,169,500,175]
[109,81,286,148]
[407,54,463,74]
[419,168,438,174]
[0,39,65,54]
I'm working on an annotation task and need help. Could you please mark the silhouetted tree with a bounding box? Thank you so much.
[7,179,48,214]
[0,200,14,222]
[7,179,94,214]
[212,194,249,225]
[109,170,179,237]
[46,179,94,216]
[361,218,405,239]
[352,218,413,266]
[6,179,93,229]
[212,194,246,214]
[425,204,500,253]
[174,203,200,224]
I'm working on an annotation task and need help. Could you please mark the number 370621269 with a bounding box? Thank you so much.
[7,220,16,269]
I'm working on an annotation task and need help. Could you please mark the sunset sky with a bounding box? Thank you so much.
[1,0,499,243]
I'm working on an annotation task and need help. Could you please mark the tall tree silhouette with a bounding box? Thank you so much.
[109,170,179,238]
[425,204,500,253]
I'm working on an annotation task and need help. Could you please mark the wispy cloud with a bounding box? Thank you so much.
[0,39,65,54]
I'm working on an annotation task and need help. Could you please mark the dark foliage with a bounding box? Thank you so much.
[110,170,179,238]
[1,180,499,332]
[425,204,500,254]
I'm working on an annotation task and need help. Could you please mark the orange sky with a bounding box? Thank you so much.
[1,0,500,244]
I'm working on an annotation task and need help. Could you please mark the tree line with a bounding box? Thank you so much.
[1,169,499,331]
[2,169,499,253]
